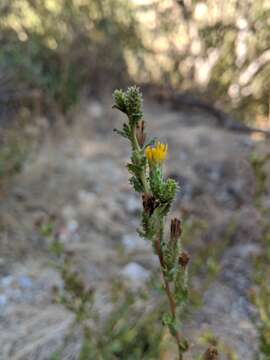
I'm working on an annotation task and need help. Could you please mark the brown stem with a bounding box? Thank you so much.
[155,233,183,360]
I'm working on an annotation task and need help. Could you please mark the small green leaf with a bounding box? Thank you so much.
[162,313,173,326]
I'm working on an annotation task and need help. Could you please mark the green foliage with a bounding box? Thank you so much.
[140,206,163,241]
[113,85,143,127]
[2,0,269,122]
[0,125,30,187]
[113,85,143,126]
[113,86,148,194]
[150,167,179,204]
[55,257,94,323]
[0,0,142,112]
[253,260,270,358]
[163,241,179,273]
[131,0,270,123]
[114,86,191,359]
[113,89,128,113]
[0,136,27,179]
[124,85,143,125]
[174,268,189,306]
[250,153,270,201]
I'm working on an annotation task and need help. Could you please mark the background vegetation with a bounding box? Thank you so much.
[0,1,270,359]
[0,0,269,121]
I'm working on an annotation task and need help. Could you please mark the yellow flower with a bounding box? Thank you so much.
[145,141,168,165]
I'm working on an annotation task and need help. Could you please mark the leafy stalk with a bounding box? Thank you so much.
[113,86,189,359]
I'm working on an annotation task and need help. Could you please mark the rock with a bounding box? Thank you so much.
[61,205,77,221]
[125,195,141,214]
[87,101,103,118]
[58,220,80,243]
[187,243,261,359]
[77,190,97,207]
[120,262,150,286]
[1,275,14,288]
[67,220,79,234]
[18,275,33,289]
[121,233,150,253]
[0,294,7,307]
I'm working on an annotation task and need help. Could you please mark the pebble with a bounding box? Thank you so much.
[120,262,150,286]
[18,275,33,289]
[67,220,79,234]
[1,275,14,288]
[77,190,97,206]
[0,295,7,307]
[125,196,141,214]
[87,101,103,118]
[121,233,150,253]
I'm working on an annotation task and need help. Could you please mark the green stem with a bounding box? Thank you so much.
[131,125,150,194]
[130,119,182,358]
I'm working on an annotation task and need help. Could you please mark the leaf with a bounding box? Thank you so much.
[129,176,144,193]
[162,313,174,326]
[113,89,127,113]
[113,122,131,140]
[113,128,128,138]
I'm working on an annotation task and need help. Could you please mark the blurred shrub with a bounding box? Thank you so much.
[1,0,269,122]
[0,121,30,188]
[132,0,270,123]
[0,0,142,112]
[250,152,270,359]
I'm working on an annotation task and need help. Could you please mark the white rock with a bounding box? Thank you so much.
[87,101,103,118]
[1,275,14,288]
[0,294,7,307]
[67,220,79,233]
[121,262,150,286]
[62,205,77,221]
[122,233,150,253]
[18,275,33,289]
[125,196,141,213]
[77,190,96,205]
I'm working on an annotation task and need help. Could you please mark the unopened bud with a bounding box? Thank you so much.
[170,218,182,243]
[178,251,190,268]
[203,346,218,360]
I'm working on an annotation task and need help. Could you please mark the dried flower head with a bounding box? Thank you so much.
[136,120,146,147]
[145,141,168,165]
[178,251,190,268]
[170,218,182,243]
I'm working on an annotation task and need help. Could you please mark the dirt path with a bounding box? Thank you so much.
[0,98,263,359]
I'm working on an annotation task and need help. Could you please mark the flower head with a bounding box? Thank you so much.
[145,141,168,165]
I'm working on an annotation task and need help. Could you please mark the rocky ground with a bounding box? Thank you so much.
[0,96,268,359]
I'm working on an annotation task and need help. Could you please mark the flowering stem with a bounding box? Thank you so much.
[132,123,183,358]
[113,86,188,360]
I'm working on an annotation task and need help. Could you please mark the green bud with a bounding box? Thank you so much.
[125,86,143,125]
[113,89,127,113]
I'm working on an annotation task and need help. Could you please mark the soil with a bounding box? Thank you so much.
[0,96,268,359]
